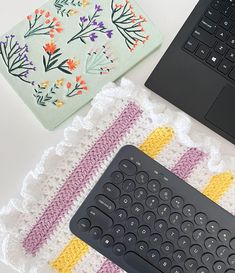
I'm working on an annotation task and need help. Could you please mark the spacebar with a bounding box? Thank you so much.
[124,252,163,273]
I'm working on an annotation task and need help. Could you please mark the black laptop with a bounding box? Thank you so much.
[146,0,235,145]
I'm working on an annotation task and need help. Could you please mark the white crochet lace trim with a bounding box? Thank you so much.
[0,78,235,273]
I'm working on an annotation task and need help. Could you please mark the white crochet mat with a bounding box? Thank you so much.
[0,79,235,273]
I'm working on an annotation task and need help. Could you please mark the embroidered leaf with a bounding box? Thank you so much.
[58,66,72,74]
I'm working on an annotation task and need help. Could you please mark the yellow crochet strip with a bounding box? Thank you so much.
[202,172,234,202]
[139,127,174,159]
[51,237,88,273]
[50,127,174,273]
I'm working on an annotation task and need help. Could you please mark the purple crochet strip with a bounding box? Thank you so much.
[171,148,206,180]
[97,260,121,273]
[22,102,142,256]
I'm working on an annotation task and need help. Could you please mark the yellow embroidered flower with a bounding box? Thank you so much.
[55,100,64,108]
[82,0,89,7]
[68,9,78,16]
[56,78,64,87]
[39,80,49,89]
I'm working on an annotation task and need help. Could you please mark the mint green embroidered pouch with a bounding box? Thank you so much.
[0,0,162,130]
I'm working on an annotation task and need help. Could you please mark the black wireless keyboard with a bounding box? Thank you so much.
[184,0,235,83]
[70,145,235,273]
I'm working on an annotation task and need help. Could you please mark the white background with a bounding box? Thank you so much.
[0,0,235,272]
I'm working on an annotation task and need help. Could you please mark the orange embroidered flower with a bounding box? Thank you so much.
[80,80,86,85]
[76,76,81,82]
[55,22,61,27]
[45,19,51,24]
[35,9,39,15]
[44,41,57,55]
[55,28,63,33]
[67,59,77,71]
[45,11,51,18]
[27,15,32,21]
[40,10,45,15]
[83,86,88,91]
[67,82,72,89]
[77,91,83,95]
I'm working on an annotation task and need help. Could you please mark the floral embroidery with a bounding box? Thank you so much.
[67,4,113,44]
[25,9,63,38]
[85,44,116,75]
[33,76,88,107]
[54,0,89,17]
[0,35,36,85]
[111,0,149,51]
[43,41,79,74]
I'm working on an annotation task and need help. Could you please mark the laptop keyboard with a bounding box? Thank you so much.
[184,0,235,82]
[70,145,235,273]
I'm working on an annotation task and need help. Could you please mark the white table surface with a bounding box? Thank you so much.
[1,0,235,272]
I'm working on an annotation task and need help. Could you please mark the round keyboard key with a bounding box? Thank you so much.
[114,209,127,222]
[158,204,171,218]
[201,253,214,266]
[183,204,196,218]
[123,179,135,193]
[138,225,151,239]
[185,258,198,271]
[206,221,219,234]
[228,254,235,266]
[90,227,102,239]
[216,245,229,259]
[149,233,163,247]
[113,243,126,256]
[112,225,125,238]
[101,235,114,247]
[136,241,148,255]
[205,237,218,251]
[166,228,179,242]
[196,267,209,273]
[213,261,226,273]
[77,218,91,232]
[169,213,182,226]
[181,221,194,234]
[119,159,137,176]
[190,244,203,258]
[148,179,161,193]
[159,258,172,271]
[147,249,160,265]
[134,188,147,201]
[161,241,174,254]
[143,211,156,225]
[173,250,186,263]
[193,229,206,242]
[124,233,137,246]
[218,229,231,243]
[171,266,183,273]
[155,220,168,233]
[103,183,120,199]
[136,171,149,184]
[111,171,123,184]
[178,236,191,249]
[230,238,235,249]
[131,203,144,217]
[195,213,208,226]
[159,188,172,201]
[226,270,235,273]
[171,196,184,210]
[119,195,132,208]
[146,196,159,209]
[126,217,139,230]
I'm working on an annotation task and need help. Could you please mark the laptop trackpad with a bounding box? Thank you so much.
[205,85,235,138]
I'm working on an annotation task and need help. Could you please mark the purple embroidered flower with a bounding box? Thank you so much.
[89,33,98,42]
[80,16,88,23]
[106,30,113,39]
[95,4,102,12]
[92,19,98,25]
[98,21,104,28]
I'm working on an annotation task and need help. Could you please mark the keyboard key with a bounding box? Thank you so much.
[101,235,114,247]
[171,266,183,273]
[143,211,155,225]
[205,8,221,22]
[195,212,208,225]
[230,24,235,35]
[119,159,137,175]
[226,49,235,61]
[87,207,113,229]
[220,17,232,30]
[171,196,184,210]
[158,204,171,218]
[90,227,103,239]
[231,10,235,21]
[138,226,151,239]
[124,233,137,246]
[111,171,124,184]
[169,213,182,225]
[181,221,194,234]
[123,179,135,193]
[213,261,226,272]
[126,217,139,230]
[184,38,198,53]
[206,221,219,234]
[183,204,196,218]
[229,66,235,79]
[159,257,172,271]
[205,237,218,251]
[146,250,160,265]
[193,28,216,47]
[77,218,91,232]
[214,41,227,55]
[159,188,172,201]
[119,195,132,208]
[216,245,229,258]
[196,267,209,273]
[218,59,232,74]
[185,258,198,271]
[131,203,144,217]
[206,51,221,67]
[211,0,222,10]
[227,35,235,48]
[114,209,127,222]
[134,187,147,201]
[195,45,210,60]
[230,237,235,249]
[136,171,149,184]
[96,195,116,214]
[228,254,235,266]
[147,179,161,193]
[112,225,125,238]
[216,28,228,41]
[113,243,126,256]
[155,219,168,233]
[178,236,191,249]
[103,183,120,199]
[200,18,217,33]
[221,3,233,17]
[161,241,174,254]
[173,250,186,263]
[193,229,206,242]
[136,241,148,256]
[124,252,162,273]
[149,233,163,247]
[166,228,179,241]
[190,244,203,258]
[202,253,215,266]
[146,196,159,209]
[218,229,231,242]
